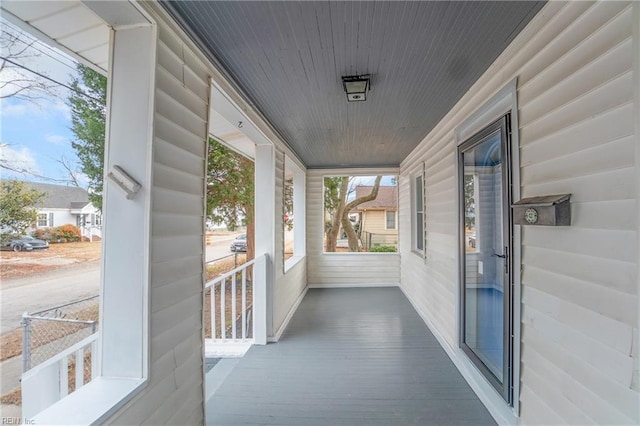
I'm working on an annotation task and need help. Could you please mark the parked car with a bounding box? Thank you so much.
[230,234,247,252]
[1,236,50,252]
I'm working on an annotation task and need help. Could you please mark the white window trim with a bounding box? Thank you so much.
[411,167,426,257]
[37,213,49,228]
[320,168,399,255]
[283,156,306,273]
[30,3,156,424]
[453,77,521,420]
[384,210,397,230]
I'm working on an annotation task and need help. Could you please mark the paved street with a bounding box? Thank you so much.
[1,233,242,334]
[1,262,100,334]
[0,232,244,407]
[205,232,244,263]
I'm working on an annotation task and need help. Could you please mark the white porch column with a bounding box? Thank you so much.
[100,24,155,379]
[293,170,306,256]
[254,144,276,344]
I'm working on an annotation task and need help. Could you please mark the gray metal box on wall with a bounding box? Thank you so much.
[512,194,571,226]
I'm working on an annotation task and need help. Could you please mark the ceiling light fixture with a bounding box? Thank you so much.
[342,75,370,102]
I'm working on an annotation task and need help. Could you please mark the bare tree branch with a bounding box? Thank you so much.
[55,156,81,187]
[0,27,56,101]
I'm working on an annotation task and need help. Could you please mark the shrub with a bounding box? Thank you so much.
[55,224,81,242]
[369,245,397,252]
[0,233,17,244]
[31,228,50,240]
[32,224,81,243]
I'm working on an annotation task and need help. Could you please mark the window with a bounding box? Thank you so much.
[37,213,48,227]
[385,211,396,230]
[413,175,424,252]
[283,172,294,262]
[94,214,102,226]
[323,175,398,253]
[283,155,305,272]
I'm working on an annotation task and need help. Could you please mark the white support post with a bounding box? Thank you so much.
[253,255,268,345]
[293,170,306,256]
[254,144,275,342]
[100,23,155,379]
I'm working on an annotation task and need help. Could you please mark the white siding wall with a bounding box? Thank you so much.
[105,8,210,425]
[44,209,75,228]
[400,1,639,424]
[307,169,400,286]
[273,149,307,336]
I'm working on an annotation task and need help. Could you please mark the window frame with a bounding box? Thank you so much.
[384,210,397,230]
[411,167,426,257]
[453,78,522,418]
[283,154,306,273]
[37,213,49,227]
[321,171,399,255]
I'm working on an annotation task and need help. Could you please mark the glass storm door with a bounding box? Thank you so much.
[459,115,512,403]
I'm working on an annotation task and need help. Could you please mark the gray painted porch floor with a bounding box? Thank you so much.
[206,287,496,425]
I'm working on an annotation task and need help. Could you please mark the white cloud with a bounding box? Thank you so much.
[74,171,90,187]
[52,99,72,121]
[45,134,68,145]
[0,143,40,177]
[0,97,45,118]
[0,102,29,117]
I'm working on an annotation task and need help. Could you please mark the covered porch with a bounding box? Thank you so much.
[2,0,638,425]
[206,287,494,425]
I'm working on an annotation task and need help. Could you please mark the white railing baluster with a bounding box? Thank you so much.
[91,339,98,379]
[60,356,68,397]
[211,287,216,340]
[203,254,265,352]
[241,268,247,340]
[21,333,99,418]
[75,349,84,388]
[231,272,237,339]
[220,278,226,341]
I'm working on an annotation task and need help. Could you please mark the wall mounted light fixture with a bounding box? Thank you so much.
[342,75,370,102]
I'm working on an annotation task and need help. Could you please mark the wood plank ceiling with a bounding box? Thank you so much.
[164,1,545,168]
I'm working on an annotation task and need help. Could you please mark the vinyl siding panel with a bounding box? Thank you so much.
[105,11,209,425]
[400,1,638,424]
[274,258,306,334]
[360,210,398,236]
[273,149,307,336]
[307,169,401,286]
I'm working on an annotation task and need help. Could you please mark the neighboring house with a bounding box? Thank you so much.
[25,181,102,239]
[353,185,398,249]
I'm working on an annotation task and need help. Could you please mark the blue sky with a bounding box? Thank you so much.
[1,19,83,186]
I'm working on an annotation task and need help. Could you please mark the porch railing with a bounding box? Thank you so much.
[22,332,99,419]
[205,254,267,356]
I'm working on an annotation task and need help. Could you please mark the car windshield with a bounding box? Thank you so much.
[21,236,34,241]
[237,234,246,240]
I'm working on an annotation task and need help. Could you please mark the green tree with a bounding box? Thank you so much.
[0,180,46,235]
[464,174,475,229]
[68,67,257,259]
[207,138,255,260]
[324,176,382,252]
[69,64,107,210]
[283,177,294,231]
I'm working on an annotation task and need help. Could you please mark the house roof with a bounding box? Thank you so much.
[21,181,91,210]
[353,186,398,211]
